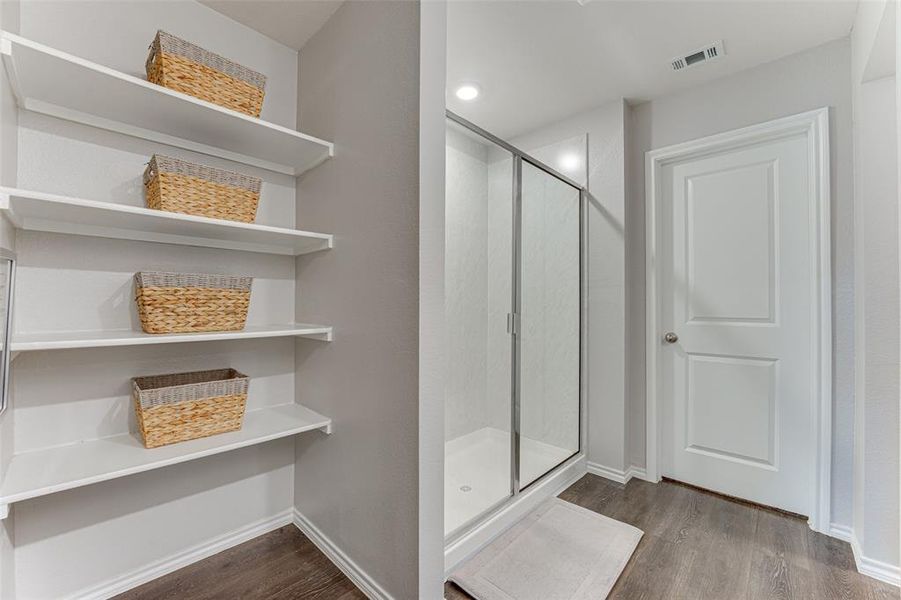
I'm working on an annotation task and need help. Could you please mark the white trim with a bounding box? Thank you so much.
[444,454,586,576]
[849,530,901,587]
[586,462,650,485]
[828,522,854,543]
[586,462,629,484]
[626,466,650,482]
[644,108,832,532]
[829,524,900,586]
[292,509,394,600]
[70,509,293,600]
[418,3,447,598]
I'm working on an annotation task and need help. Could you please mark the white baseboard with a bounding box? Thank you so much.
[626,466,650,482]
[292,509,393,600]
[586,461,628,483]
[62,485,896,600]
[848,528,901,587]
[71,509,294,600]
[828,522,853,543]
[67,506,394,600]
[826,523,899,587]
[586,462,650,485]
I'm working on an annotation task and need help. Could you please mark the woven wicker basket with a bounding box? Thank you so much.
[135,271,252,334]
[146,30,267,117]
[133,368,249,448]
[143,155,261,223]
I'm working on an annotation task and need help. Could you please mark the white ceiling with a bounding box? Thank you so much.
[199,0,343,51]
[448,0,858,137]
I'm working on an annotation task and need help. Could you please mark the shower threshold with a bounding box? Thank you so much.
[444,427,573,537]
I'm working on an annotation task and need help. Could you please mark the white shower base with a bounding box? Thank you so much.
[444,427,573,536]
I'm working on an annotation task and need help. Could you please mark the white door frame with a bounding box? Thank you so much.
[644,108,832,533]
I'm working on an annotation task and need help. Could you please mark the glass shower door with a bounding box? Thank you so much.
[444,112,584,542]
[517,160,581,488]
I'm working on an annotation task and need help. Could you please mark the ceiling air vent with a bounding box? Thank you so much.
[671,40,725,72]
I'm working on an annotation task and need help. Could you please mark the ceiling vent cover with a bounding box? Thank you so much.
[671,40,725,71]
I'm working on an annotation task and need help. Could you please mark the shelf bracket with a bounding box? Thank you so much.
[0,503,8,520]
[319,422,333,435]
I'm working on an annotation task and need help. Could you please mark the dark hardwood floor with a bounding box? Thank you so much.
[450,474,898,600]
[116,474,898,599]
[113,525,366,600]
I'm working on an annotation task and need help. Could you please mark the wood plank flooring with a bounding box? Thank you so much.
[449,474,898,600]
[113,525,365,600]
[116,474,898,599]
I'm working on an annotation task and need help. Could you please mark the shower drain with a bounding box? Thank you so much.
[459,485,472,492]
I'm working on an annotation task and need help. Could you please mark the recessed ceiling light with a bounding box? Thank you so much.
[455,84,480,101]
[559,153,581,172]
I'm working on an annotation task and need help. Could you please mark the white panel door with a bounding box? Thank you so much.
[659,132,814,515]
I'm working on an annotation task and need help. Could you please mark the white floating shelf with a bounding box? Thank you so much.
[0,188,333,256]
[0,32,333,176]
[12,323,333,353]
[0,403,332,516]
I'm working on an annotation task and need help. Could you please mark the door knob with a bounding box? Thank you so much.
[664,332,678,344]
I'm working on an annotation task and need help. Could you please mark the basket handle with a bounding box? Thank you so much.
[142,156,158,186]
[145,33,162,76]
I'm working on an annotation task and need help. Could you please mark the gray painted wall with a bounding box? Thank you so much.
[627,39,855,527]
[292,2,422,598]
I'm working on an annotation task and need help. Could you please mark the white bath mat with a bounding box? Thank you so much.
[449,498,642,600]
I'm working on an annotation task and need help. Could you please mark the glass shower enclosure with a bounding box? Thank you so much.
[444,111,584,540]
